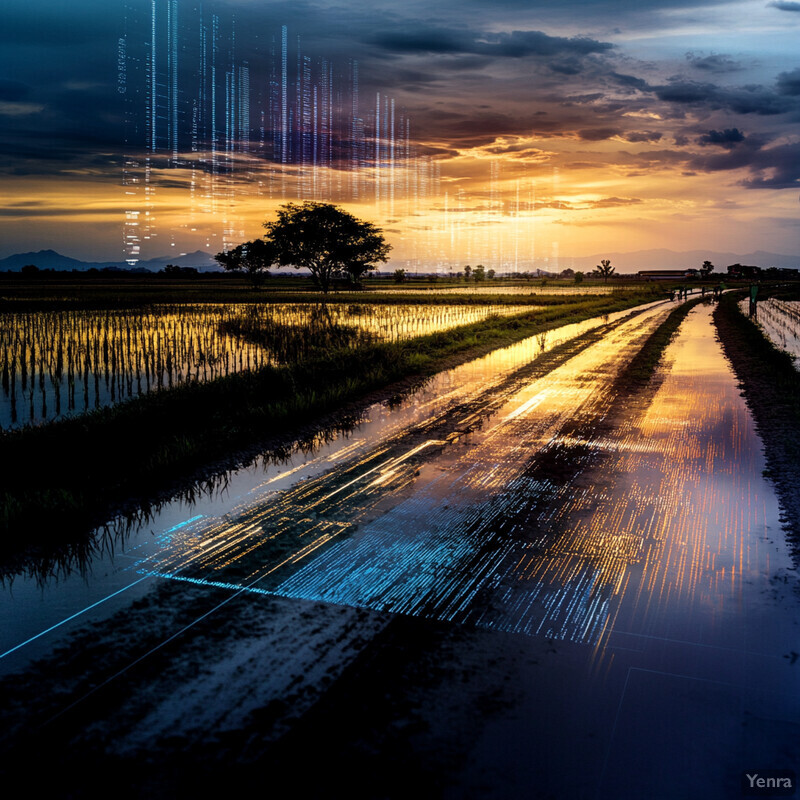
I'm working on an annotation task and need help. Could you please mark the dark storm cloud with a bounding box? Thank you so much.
[739,143,800,188]
[697,128,746,147]
[776,68,800,95]
[768,0,800,9]
[623,131,663,143]
[685,53,743,73]
[609,72,651,91]
[653,80,794,115]
[614,126,797,190]
[432,112,555,147]
[549,59,584,75]
[577,128,619,141]
[654,81,720,104]
[687,140,800,189]
[368,27,613,59]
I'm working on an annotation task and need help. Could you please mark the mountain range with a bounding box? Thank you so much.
[0,249,220,272]
[1,247,798,273]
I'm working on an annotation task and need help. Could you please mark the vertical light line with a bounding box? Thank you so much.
[390,97,395,215]
[150,0,157,152]
[169,0,178,160]
[280,25,287,164]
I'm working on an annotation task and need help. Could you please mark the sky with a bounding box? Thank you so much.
[1,0,799,269]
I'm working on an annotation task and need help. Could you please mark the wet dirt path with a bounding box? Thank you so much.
[1,302,798,799]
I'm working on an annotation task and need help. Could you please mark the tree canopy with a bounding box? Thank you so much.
[593,259,615,283]
[264,201,390,292]
[215,238,276,287]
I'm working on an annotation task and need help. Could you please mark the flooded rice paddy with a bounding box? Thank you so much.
[747,297,800,362]
[1,300,798,798]
[0,301,531,428]
[0,300,649,662]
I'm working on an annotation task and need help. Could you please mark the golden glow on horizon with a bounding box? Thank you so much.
[1,139,797,267]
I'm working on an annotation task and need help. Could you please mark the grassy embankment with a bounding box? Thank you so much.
[714,290,800,559]
[0,289,663,548]
[620,296,704,387]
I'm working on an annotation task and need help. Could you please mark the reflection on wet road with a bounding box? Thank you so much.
[133,301,674,638]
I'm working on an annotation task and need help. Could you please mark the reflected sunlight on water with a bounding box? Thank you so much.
[127,302,675,638]
[0,302,532,428]
[124,305,791,659]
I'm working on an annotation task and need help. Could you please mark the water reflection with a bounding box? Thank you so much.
[0,301,533,428]
[125,304,673,630]
[0,301,668,663]
[120,305,791,656]
[742,297,800,363]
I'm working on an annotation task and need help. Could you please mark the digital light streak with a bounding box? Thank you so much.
[0,576,151,661]
[0,301,675,669]
[118,2,437,263]
[95,301,783,662]
[127,304,674,644]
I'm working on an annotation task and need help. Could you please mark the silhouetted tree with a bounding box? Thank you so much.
[701,260,715,276]
[464,265,472,281]
[487,268,496,280]
[264,202,390,293]
[215,238,276,287]
[594,259,615,283]
[393,268,406,283]
[574,271,584,284]
[474,264,486,282]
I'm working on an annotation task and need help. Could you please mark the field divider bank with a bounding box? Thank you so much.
[1,291,661,550]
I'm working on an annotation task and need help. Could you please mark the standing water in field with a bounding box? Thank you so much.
[0,301,662,671]
[0,302,531,428]
[744,297,800,363]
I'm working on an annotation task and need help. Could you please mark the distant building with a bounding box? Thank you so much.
[726,264,761,278]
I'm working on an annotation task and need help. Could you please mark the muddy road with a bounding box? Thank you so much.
[1,301,798,799]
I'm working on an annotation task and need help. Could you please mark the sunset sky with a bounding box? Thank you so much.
[1,0,799,268]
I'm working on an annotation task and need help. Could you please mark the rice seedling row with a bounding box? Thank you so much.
[0,302,532,428]
[739,297,800,363]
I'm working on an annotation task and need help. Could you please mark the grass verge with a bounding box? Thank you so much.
[617,296,704,389]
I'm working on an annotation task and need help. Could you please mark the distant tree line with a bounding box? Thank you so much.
[5,264,212,278]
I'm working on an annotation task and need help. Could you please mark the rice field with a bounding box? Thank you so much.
[0,302,533,429]
[375,283,629,296]
[742,297,800,362]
